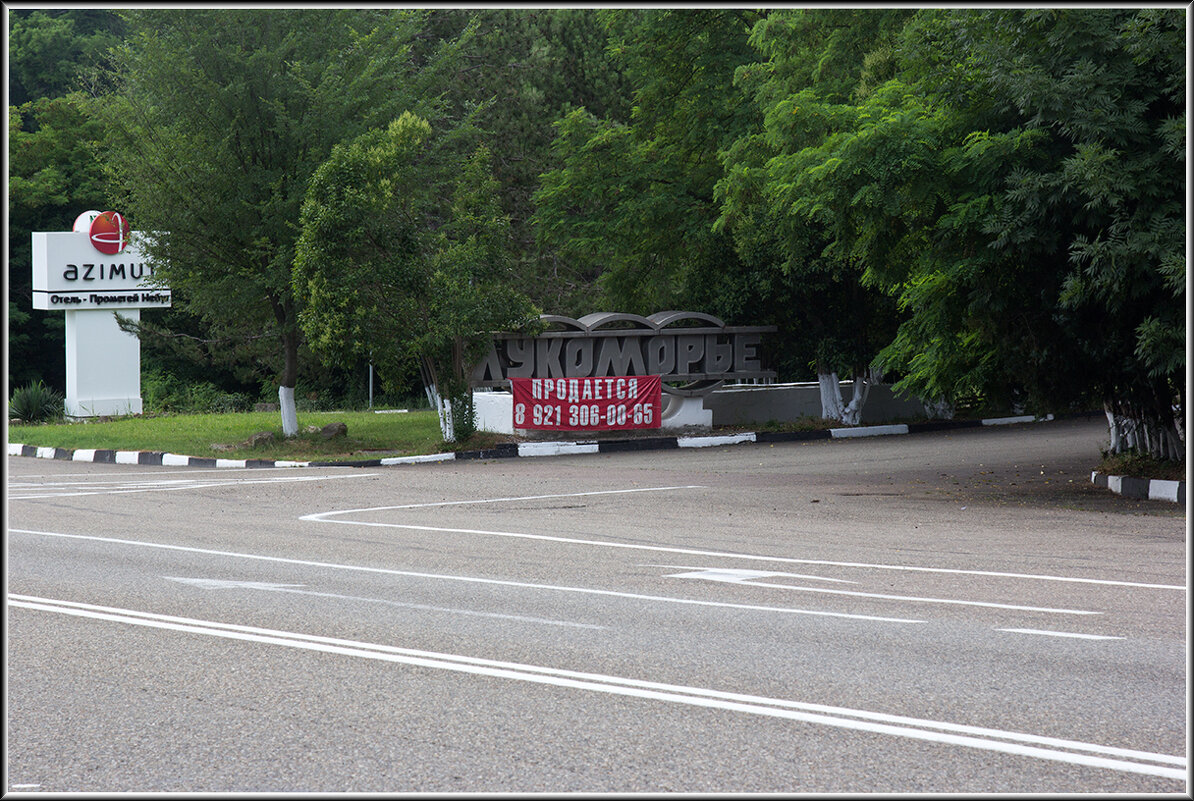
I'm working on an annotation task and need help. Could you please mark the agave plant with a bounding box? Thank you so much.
[9,380,64,424]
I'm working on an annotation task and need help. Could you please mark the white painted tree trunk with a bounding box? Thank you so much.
[818,372,845,422]
[438,397,455,443]
[923,399,954,420]
[840,370,878,426]
[424,382,456,442]
[819,368,882,425]
[1104,403,1184,461]
[278,385,298,437]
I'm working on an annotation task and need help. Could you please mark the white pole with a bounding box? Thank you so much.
[368,362,374,410]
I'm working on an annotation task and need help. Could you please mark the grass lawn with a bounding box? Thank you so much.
[7,409,454,462]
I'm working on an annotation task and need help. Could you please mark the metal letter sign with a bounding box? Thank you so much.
[472,312,776,393]
[511,375,662,431]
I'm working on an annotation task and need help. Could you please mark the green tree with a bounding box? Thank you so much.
[8,9,126,105]
[714,9,913,421]
[748,9,1184,458]
[417,9,633,316]
[8,9,127,393]
[535,9,763,313]
[534,9,908,422]
[8,96,106,391]
[94,9,474,435]
[293,114,538,441]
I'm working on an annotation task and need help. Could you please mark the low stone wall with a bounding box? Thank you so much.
[706,382,926,426]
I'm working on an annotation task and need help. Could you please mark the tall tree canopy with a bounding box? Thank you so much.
[534,9,763,314]
[740,8,1184,456]
[424,9,633,316]
[8,9,127,393]
[293,113,538,440]
[714,9,914,421]
[534,9,906,422]
[94,8,474,433]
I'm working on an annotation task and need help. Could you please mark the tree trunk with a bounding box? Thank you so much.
[278,386,298,437]
[819,365,882,425]
[273,297,300,438]
[841,368,881,426]
[420,355,453,442]
[818,370,845,422]
[1103,399,1184,461]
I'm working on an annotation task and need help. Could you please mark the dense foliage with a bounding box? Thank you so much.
[293,113,538,440]
[734,9,1184,454]
[8,9,127,392]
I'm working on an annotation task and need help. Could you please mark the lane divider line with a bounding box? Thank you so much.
[8,594,1184,781]
[995,628,1126,641]
[6,529,924,624]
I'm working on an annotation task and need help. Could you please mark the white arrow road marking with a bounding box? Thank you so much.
[8,594,1185,781]
[162,576,606,630]
[657,567,858,584]
[663,566,1100,616]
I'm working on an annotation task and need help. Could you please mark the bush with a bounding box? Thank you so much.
[142,369,186,413]
[209,392,253,413]
[143,370,255,414]
[9,380,64,423]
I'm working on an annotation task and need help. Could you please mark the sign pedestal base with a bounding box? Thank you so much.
[660,394,713,427]
[65,309,143,418]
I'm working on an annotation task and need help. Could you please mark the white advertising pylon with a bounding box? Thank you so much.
[31,211,171,418]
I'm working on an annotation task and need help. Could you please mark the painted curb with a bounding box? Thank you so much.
[1090,471,1186,504]
[8,413,1077,470]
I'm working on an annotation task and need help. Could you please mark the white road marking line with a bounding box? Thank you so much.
[8,472,379,500]
[995,628,1126,641]
[666,571,1100,616]
[7,529,924,624]
[304,491,1181,591]
[305,485,707,517]
[8,594,1185,780]
[162,576,606,630]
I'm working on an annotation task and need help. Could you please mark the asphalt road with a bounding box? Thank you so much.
[6,417,1187,793]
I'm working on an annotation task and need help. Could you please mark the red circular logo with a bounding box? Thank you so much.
[89,211,130,255]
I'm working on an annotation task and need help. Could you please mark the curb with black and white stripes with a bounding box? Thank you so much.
[1089,472,1186,504]
[7,412,1183,504]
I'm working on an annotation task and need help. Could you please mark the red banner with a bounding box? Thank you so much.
[511,375,662,431]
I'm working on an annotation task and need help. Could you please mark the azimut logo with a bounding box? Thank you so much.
[77,210,130,255]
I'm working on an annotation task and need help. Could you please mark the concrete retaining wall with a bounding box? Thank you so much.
[706,382,926,426]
